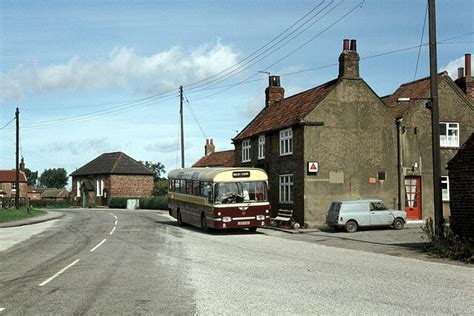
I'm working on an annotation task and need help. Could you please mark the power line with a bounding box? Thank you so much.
[413,1,428,80]
[0,117,16,130]
[184,93,207,139]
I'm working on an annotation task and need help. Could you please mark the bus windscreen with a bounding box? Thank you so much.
[214,181,267,204]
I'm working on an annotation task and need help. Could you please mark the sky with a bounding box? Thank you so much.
[0,0,473,186]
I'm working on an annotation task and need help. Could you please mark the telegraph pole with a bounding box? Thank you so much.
[15,107,20,209]
[428,0,443,236]
[179,85,185,168]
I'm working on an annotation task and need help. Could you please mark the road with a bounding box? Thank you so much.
[0,209,472,315]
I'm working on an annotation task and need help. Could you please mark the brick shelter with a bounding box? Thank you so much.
[70,152,154,207]
[447,133,474,239]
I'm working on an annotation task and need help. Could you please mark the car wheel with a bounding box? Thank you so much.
[177,210,183,226]
[201,213,209,232]
[393,218,404,230]
[248,227,257,233]
[345,220,358,233]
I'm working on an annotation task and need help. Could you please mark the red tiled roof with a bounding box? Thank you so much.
[192,150,235,167]
[234,79,338,141]
[0,170,27,182]
[382,72,449,117]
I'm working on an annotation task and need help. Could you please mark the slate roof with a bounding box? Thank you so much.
[192,150,235,168]
[0,170,27,182]
[70,152,154,177]
[42,188,69,198]
[233,78,338,141]
[382,72,448,117]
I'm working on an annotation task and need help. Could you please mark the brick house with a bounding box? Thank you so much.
[193,139,235,167]
[233,39,398,227]
[70,152,154,207]
[41,188,69,201]
[446,133,474,239]
[383,54,474,221]
[0,158,28,199]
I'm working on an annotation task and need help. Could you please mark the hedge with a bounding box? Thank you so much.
[109,196,168,210]
[29,200,72,209]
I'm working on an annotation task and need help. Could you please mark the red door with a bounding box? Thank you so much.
[404,177,422,220]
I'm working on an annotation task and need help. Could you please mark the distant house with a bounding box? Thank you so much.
[27,186,45,200]
[447,133,474,239]
[233,39,398,227]
[383,53,474,221]
[41,188,69,201]
[70,152,154,208]
[193,139,235,167]
[0,168,27,199]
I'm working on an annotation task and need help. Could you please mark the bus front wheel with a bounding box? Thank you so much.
[201,213,209,232]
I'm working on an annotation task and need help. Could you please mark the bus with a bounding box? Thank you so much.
[168,167,270,232]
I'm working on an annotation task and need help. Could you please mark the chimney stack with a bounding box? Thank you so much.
[455,53,473,101]
[204,139,215,156]
[338,39,360,79]
[265,75,285,107]
[20,157,25,172]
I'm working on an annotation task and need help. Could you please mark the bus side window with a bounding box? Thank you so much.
[207,184,213,203]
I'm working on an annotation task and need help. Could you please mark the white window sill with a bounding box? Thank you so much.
[242,160,251,163]
[279,152,293,157]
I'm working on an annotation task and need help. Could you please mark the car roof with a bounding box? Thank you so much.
[332,199,383,204]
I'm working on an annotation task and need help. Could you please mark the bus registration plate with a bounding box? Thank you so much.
[237,221,250,226]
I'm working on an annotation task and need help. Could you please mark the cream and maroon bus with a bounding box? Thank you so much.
[168,167,270,232]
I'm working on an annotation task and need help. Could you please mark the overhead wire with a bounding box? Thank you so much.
[0,117,15,130]
[413,1,428,80]
[184,93,207,139]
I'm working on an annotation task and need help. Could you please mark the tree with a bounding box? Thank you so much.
[139,161,166,181]
[152,179,168,197]
[24,168,38,186]
[39,168,68,188]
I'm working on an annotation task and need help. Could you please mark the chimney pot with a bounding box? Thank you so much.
[343,39,350,50]
[265,75,285,107]
[466,53,471,78]
[204,139,215,156]
[458,67,465,79]
[350,39,357,52]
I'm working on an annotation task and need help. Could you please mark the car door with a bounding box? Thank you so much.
[369,202,393,226]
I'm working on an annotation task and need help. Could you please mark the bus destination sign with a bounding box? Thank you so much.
[232,171,250,178]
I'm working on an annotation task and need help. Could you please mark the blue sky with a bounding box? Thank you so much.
[0,0,473,185]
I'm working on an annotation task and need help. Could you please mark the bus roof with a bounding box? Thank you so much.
[168,167,268,182]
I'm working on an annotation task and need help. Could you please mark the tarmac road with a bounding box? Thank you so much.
[0,208,472,314]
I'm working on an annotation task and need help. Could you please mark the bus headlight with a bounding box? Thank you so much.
[256,215,265,221]
[222,216,232,223]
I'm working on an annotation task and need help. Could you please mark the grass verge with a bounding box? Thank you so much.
[0,208,47,223]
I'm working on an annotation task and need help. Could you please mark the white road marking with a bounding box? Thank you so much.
[0,307,5,312]
[90,239,107,252]
[109,226,116,235]
[114,220,118,226]
[39,259,80,287]
[113,215,117,220]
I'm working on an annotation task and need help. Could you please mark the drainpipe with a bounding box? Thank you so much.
[396,117,403,210]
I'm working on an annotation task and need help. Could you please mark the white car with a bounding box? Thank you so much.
[326,199,407,233]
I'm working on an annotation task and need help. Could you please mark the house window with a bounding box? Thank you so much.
[258,135,265,160]
[279,128,293,156]
[279,174,293,203]
[242,139,251,162]
[439,122,459,147]
[77,180,81,197]
[441,176,449,201]
[11,182,16,191]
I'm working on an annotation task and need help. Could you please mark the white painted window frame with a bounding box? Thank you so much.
[279,174,294,204]
[77,180,81,197]
[441,176,450,201]
[279,128,293,156]
[258,135,265,160]
[439,122,459,148]
[242,139,251,163]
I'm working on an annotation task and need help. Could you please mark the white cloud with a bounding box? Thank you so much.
[441,55,472,79]
[43,138,112,156]
[145,139,194,153]
[0,40,239,101]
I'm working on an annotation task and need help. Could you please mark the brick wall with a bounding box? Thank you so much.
[109,175,153,198]
[0,182,28,198]
[448,134,474,239]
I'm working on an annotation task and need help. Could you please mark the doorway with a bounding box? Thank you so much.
[404,176,422,220]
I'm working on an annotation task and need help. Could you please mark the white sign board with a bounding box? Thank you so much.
[307,161,319,174]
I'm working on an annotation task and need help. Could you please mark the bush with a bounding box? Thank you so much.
[421,217,473,262]
[109,197,129,209]
[139,196,168,210]
[29,200,72,209]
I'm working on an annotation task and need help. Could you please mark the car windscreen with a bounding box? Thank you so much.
[214,181,267,204]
